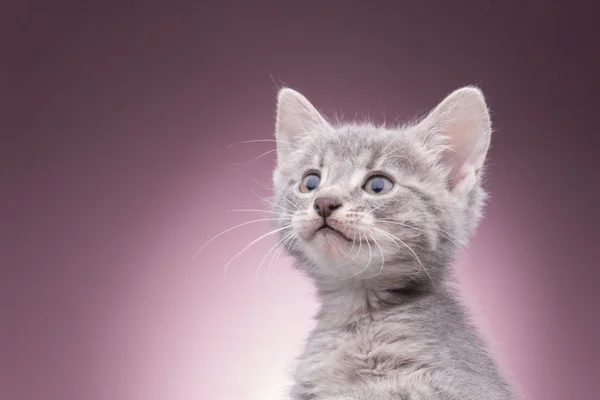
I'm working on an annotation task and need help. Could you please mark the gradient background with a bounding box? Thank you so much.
[2,1,599,399]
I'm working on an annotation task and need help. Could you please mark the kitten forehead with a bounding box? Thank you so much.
[314,125,417,177]
[318,136,380,184]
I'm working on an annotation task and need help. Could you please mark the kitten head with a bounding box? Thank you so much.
[272,87,491,289]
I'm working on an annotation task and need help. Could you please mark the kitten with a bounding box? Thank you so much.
[271,87,517,399]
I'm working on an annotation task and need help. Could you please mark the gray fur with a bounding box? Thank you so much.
[271,87,517,399]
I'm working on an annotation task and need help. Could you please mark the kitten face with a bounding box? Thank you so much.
[272,88,491,285]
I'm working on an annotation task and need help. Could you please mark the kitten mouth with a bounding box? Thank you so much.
[315,224,353,242]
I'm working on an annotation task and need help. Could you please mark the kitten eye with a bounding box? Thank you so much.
[363,175,393,195]
[299,173,320,193]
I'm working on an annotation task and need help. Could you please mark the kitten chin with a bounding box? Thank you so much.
[313,231,347,258]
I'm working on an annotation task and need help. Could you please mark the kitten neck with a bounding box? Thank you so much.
[313,276,436,328]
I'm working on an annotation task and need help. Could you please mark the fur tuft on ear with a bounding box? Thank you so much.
[275,88,332,164]
[418,86,492,191]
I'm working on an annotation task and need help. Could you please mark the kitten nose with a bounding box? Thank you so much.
[314,197,342,219]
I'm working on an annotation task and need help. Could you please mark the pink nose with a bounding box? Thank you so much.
[314,197,342,219]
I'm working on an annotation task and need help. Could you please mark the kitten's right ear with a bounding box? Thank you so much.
[275,88,332,163]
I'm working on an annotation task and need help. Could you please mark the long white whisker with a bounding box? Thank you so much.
[256,231,295,280]
[191,218,289,260]
[280,195,301,211]
[369,226,403,249]
[234,170,272,191]
[267,232,297,280]
[227,139,278,148]
[251,179,272,191]
[378,219,463,248]
[344,233,372,280]
[362,229,385,280]
[222,224,292,280]
[251,190,299,214]
[360,203,387,218]
[227,209,290,217]
[370,226,435,288]
[263,198,298,214]
[377,219,420,230]
[347,232,357,257]
[249,184,301,214]
[232,149,277,166]
[334,233,363,269]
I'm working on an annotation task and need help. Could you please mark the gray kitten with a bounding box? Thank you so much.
[271,87,517,399]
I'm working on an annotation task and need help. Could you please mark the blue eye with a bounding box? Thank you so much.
[300,174,320,193]
[364,175,393,194]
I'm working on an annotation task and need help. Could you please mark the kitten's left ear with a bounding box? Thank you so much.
[275,88,332,163]
[419,86,492,191]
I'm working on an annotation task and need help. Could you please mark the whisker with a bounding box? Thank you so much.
[334,232,363,269]
[376,219,420,230]
[251,190,299,214]
[343,233,372,280]
[263,198,298,214]
[234,170,272,191]
[360,203,387,218]
[191,217,289,260]
[227,209,290,217]
[227,138,277,148]
[222,224,293,280]
[281,195,301,211]
[256,231,295,281]
[346,232,357,258]
[267,232,297,280]
[232,149,277,166]
[362,229,385,280]
[369,226,435,288]
[248,184,301,214]
[378,219,463,248]
[251,179,272,191]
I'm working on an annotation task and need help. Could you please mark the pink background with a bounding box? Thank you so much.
[2,2,599,399]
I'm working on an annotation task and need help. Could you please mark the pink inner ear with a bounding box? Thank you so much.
[441,122,475,183]
[440,121,490,190]
[452,166,470,186]
[420,87,491,189]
